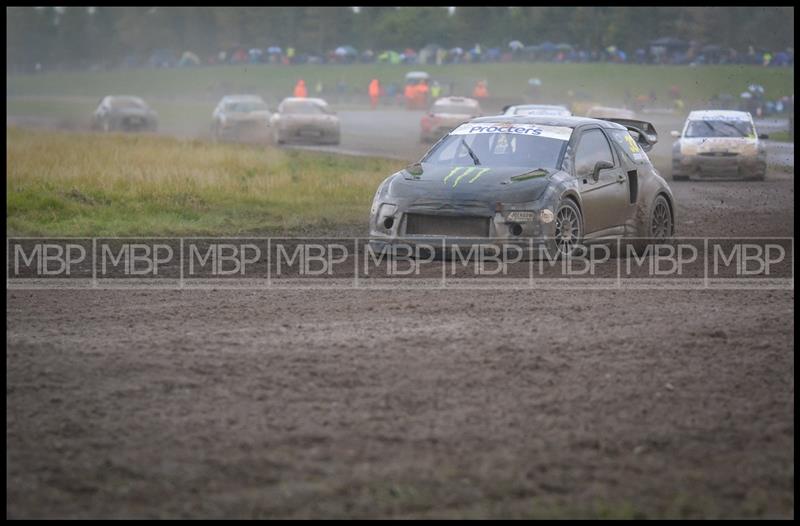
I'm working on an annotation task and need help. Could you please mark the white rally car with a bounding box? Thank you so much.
[671,110,768,181]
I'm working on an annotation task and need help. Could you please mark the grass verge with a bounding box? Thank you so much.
[7,127,400,236]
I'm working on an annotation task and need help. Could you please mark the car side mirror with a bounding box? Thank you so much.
[758,133,769,139]
[592,160,614,181]
[670,130,681,138]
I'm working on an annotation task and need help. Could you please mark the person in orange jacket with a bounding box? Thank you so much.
[416,80,429,109]
[368,78,380,110]
[404,83,415,109]
[473,80,488,99]
[293,79,307,98]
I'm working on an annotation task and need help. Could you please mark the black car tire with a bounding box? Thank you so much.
[629,193,674,257]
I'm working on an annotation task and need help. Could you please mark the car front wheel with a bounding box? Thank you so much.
[549,199,584,259]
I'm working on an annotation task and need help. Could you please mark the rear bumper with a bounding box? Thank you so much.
[119,117,156,131]
[281,126,340,143]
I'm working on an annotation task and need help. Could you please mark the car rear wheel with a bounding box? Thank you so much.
[629,194,673,256]
[649,195,673,239]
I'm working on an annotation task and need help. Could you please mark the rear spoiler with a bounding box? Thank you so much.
[599,118,658,152]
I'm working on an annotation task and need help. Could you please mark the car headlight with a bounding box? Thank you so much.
[370,179,392,215]
[539,209,554,223]
[378,204,397,217]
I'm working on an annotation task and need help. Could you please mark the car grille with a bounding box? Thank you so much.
[405,214,490,237]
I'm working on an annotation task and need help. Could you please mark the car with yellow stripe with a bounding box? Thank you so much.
[369,115,675,258]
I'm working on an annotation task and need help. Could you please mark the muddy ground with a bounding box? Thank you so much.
[6,109,795,518]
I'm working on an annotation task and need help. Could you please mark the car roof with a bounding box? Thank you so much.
[586,106,636,118]
[469,114,626,130]
[280,97,328,105]
[221,95,265,103]
[688,110,752,120]
[508,104,569,110]
[434,96,479,105]
[108,95,145,102]
[405,71,430,78]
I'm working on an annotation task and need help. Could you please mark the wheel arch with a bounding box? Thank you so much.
[559,189,583,221]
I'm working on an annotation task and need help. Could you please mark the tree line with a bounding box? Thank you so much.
[7,6,794,71]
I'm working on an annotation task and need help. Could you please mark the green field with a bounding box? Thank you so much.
[7,62,794,108]
[7,127,400,236]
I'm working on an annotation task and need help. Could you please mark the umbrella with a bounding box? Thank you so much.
[378,50,400,63]
[267,46,282,54]
[508,40,524,51]
[449,47,463,55]
[179,51,200,66]
[335,45,357,57]
[538,41,557,52]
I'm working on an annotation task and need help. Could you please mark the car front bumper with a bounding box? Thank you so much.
[673,153,767,179]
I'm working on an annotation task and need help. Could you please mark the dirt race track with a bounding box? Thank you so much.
[6,110,796,518]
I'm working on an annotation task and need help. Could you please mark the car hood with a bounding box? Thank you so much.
[386,163,556,204]
[680,137,758,155]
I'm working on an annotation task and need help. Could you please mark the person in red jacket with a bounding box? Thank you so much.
[293,79,307,98]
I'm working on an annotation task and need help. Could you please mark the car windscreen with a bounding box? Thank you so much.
[432,103,477,115]
[422,122,571,169]
[684,119,755,138]
[227,101,269,113]
[281,101,330,114]
[112,98,147,109]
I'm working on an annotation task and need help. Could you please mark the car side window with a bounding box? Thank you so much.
[574,129,614,177]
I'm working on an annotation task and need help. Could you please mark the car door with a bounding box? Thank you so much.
[573,127,629,236]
